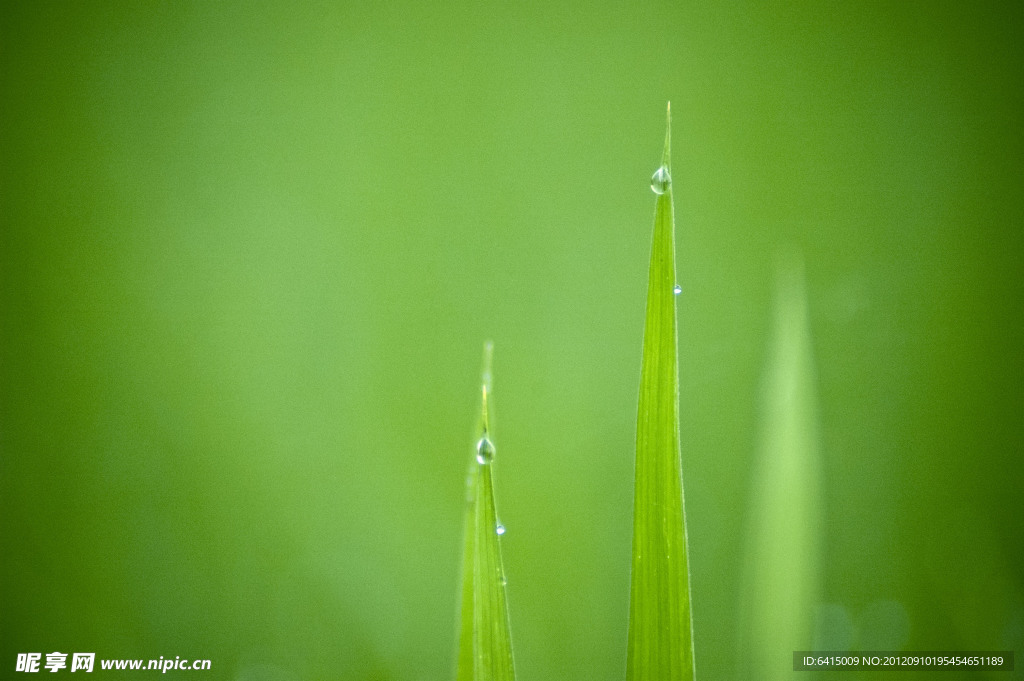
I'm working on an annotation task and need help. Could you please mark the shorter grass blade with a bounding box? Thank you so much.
[455,342,515,681]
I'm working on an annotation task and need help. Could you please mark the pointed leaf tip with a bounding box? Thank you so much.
[662,103,672,171]
[481,341,494,434]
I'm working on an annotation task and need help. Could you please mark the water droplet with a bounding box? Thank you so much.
[673,284,682,295]
[495,524,506,535]
[650,165,670,194]
[476,436,495,465]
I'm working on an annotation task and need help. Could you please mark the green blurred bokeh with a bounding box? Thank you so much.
[2,2,1022,679]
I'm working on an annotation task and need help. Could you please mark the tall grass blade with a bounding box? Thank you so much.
[455,342,516,681]
[627,103,697,681]
[739,257,822,680]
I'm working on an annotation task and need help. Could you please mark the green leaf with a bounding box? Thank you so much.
[627,103,697,681]
[455,342,516,681]
[739,257,821,680]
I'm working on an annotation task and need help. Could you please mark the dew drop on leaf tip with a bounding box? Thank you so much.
[650,165,670,194]
[476,436,495,465]
[674,284,682,295]
[496,524,506,535]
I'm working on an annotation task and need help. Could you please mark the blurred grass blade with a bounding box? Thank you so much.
[739,257,821,680]
[455,342,516,681]
[627,104,696,681]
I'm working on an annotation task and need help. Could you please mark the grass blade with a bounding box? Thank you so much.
[739,257,821,680]
[627,104,696,681]
[455,342,516,681]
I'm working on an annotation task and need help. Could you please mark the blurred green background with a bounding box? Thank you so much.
[2,1,1022,679]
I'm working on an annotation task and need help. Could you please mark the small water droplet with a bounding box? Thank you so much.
[651,165,670,194]
[673,284,682,295]
[495,524,505,535]
[476,436,495,465]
